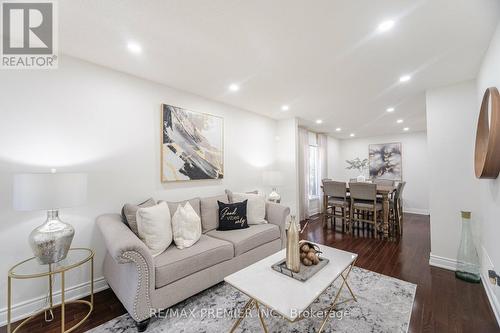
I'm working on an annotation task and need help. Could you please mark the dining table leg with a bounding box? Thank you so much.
[322,193,327,227]
[382,192,389,239]
[323,194,328,213]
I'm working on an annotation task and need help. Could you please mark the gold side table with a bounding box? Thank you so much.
[7,248,94,333]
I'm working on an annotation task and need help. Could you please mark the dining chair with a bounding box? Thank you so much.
[390,181,406,236]
[373,179,395,187]
[349,182,382,237]
[322,180,349,232]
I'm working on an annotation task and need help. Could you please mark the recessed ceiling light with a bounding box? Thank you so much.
[335,127,342,132]
[399,75,411,82]
[228,83,240,92]
[386,107,395,112]
[281,105,289,111]
[377,20,395,32]
[403,127,410,131]
[127,42,142,54]
[350,133,355,137]
[316,119,323,124]
[397,119,404,124]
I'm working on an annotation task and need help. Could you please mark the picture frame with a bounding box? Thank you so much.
[161,104,224,182]
[368,142,402,181]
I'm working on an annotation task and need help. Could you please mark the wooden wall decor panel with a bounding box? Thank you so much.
[475,87,500,179]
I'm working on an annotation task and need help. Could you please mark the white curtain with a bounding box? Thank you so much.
[318,134,328,210]
[298,127,310,220]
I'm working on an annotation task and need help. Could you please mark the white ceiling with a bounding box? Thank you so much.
[59,0,500,138]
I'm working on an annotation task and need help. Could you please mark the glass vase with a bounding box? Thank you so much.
[455,211,481,283]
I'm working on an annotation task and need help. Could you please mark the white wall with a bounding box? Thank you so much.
[0,56,284,323]
[426,80,481,268]
[276,118,299,216]
[477,21,500,323]
[328,132,430,215]
[425,23,500,324]
[327,136,343,180]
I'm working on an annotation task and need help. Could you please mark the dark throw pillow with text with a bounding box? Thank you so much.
[217,200,249,231]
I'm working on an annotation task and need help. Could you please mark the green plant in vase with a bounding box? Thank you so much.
[345,157,369,181]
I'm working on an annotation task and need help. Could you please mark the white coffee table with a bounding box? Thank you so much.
[224,243,358,332]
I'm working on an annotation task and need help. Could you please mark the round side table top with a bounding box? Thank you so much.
[9,248,94,279]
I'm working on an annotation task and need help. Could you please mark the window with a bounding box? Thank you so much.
[309,145,319,198]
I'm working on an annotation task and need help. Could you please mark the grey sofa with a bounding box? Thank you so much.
[97,193,290,331]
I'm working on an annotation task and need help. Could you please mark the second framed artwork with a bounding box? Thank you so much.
[368,142,402,181]
[161,104,224,182]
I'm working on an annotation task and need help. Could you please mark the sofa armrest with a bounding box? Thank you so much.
[265,202,290,248]
[96,214,154,266]
[96,213,156,320]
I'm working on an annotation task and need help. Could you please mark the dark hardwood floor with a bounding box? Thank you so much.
[0,289,126,333]
[300,213,499,333]
[2,213,499,332]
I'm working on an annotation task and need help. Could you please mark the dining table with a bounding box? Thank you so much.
[322,183,397,239]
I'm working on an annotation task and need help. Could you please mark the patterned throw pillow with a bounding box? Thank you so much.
[217,200,249,231]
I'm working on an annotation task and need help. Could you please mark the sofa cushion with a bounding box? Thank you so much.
[217,200,249,231]
[206,224,280,256]
[122,198,156,236]
[154,234,234,288]
[164,198,201,218]
[232,192,267,225]
[225,189,258,203]
[171,202,202,249]
[200,194,228,232]
[136,202,173,257]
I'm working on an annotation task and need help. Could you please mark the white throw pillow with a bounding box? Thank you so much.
[172,202,202,249]
[136,201,172,257]
[232,192,267,225]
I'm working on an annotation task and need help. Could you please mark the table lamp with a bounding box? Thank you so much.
[263,170,284,203]
[13,172,87,265]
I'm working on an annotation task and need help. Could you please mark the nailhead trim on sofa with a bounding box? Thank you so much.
[122,251,154,321]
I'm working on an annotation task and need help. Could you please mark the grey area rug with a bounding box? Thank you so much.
[87,267,416,333]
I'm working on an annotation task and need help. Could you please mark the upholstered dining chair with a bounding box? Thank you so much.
[349,182,383,237]
[390,181,406,236]
[373,178,396,201]
[322,180,349,232]
[373,179,395,187]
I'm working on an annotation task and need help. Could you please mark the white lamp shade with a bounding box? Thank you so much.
[263,171,284,187]
[13,173,87,211]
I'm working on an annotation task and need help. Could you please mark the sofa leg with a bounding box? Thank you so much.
[136,318,151,332]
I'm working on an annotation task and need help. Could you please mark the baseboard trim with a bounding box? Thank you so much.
[0,277,109,326]
[429,254,499,327]
[481,271,500,327]
[429,253,457,271]
[403,208,430,215]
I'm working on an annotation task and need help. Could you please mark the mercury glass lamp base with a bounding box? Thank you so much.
[29,210,75,265]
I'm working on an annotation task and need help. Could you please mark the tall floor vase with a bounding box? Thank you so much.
[455,211,481,283]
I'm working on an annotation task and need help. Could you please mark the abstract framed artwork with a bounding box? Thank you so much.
[368,142,402,181]
[161,104,224,182]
